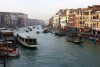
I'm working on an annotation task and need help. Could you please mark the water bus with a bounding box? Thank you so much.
[17,33,37,48]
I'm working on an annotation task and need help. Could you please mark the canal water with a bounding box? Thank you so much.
[5,26,100,67]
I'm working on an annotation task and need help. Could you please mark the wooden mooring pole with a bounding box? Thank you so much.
[0,54,6,67]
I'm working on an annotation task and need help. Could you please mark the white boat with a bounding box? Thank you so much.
[17,33,37,48]
[1,47,19,57]
[0,41,19,57]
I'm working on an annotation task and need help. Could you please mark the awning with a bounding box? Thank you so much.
[71,28,77,31]
[84,28,90,32]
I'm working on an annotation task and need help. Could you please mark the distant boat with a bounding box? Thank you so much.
[25,30,29,32]
[33,26,35,29]
[43,29,49,33]
[54,30,66,36]
[54,32,65,36]
[17,33,37,48]
[67,39,84,44]
[27,27,32,31]
[36,31,40,34]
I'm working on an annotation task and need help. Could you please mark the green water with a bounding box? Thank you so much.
[3,26,100,67]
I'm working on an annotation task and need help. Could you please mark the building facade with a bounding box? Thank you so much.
[0,12,28,28]
[49,5,100,38]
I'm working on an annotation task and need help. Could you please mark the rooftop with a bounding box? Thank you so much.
[0,28,7,30]
[18,33,36,39]
[0,30,13,33]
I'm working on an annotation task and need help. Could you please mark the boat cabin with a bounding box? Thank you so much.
[0,30,15,41]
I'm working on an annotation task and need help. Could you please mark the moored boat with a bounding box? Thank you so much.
[0,29,18,47]
[54,32,65,36]
[0,30,15,42]
[43,28,49,33]
[0,41,19,57]
[17,33,37,48]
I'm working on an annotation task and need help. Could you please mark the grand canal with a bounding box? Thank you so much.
[4,26,100,67]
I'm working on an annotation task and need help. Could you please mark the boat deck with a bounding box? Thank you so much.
[18,33,36,39]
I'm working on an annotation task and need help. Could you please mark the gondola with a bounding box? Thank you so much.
[67,39,84,44]
[54,32,66,36]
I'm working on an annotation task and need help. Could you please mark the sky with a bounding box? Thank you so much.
[0,0,100,21]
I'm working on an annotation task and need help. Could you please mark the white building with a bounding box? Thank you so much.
[0,12,28,28]
[52,15,59,28]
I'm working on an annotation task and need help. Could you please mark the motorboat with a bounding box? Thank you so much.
[0,41,19,57]
[36,31,40,34]
[25,30,29,32]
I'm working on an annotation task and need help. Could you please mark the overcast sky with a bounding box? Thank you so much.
[0,0,100,21]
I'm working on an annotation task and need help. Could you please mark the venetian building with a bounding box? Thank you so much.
[52,13,59,29]
[49,17,53,29]
[96,11,100,31]
[16,13,28,27]
[59,9,67,29]
[83,5,100,28]
[0,12,28,28]
[10,13,18,28]
[0,12,11,27]
[76,8,84,29]
[68,9,77,28]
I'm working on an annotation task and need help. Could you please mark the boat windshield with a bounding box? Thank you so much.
[25,39,36,45]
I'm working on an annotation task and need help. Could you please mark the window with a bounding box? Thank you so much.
[80,21,82,24]
[84,12,89,15]
[97,15,98,19]
[93,16,96,19]
[83,21,84,24]
[29,39,32,43]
